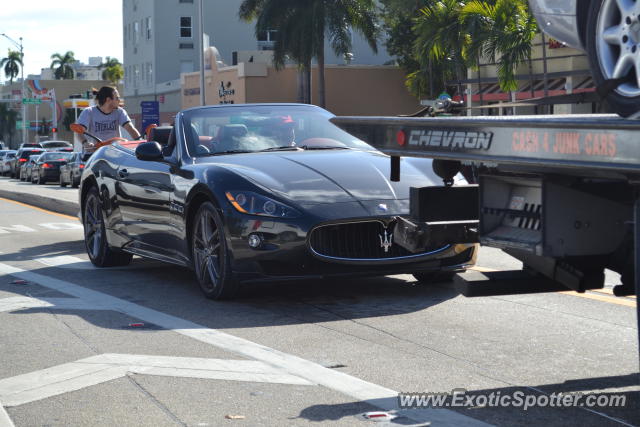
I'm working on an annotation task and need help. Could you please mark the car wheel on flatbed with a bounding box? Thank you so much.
[191,201,240,300]
[586,0,640,117]
[83,186,132,267]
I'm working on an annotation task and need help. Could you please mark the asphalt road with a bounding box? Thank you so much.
[0,196,638,427]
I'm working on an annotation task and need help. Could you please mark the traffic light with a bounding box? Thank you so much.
[51,127,57,134]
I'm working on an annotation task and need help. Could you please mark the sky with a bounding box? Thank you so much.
[0,1,123,78]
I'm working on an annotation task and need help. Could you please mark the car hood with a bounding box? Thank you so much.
[195,150,443,204]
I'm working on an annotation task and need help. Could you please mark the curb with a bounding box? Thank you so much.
[0,188,80,218]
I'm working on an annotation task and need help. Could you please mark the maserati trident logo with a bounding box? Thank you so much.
[379,228,393,253]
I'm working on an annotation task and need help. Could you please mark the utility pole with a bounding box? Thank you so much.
[1,34,26,146]
[198,0,206,106]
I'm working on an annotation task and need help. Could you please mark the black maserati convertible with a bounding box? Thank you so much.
[77,104,476,299]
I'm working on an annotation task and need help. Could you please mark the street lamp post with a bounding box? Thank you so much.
[1,33,26,146]
[198,0,206,106]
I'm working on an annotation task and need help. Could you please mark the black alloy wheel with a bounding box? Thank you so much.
[191,202,239,299]
[83,186,132,267]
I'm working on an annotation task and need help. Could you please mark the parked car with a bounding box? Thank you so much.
[10,148,44,178]
[0,151,17,175]
[528,0,640,117]
[59,152,91,188]
[76,103,477,300]
[31,152,75,184]
[40,140,73,152]
[21,154,41,181]
[18,142,43,149]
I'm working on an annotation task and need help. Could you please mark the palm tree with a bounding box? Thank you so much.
[461,0,538,93]
[0,103,18,147]
[239,0,378,108]
[1,50,22,84]
[50,51,77,80]
[99,57,124,84]
[413,0,470,99]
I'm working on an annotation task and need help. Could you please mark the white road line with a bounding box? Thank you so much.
[0,354,311,407]
[0,262,489,427]
[0,296,100,313]
[0,404,14,427]
[34,256,94,270]
[0,226,35,234]
[37,223,83,231]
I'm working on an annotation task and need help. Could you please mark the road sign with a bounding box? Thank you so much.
[15,120,25,130]
[22,98,42,105]
[141,101,160,132]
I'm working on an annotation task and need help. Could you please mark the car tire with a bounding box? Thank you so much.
[83,186,133,267]
[586,0,640,117]
[59,174,67,187]
[38,174,45,184]
[413,270,457,284]
[191,201,240,300]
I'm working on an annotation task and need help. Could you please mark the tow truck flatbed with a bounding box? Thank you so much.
[332,113,640,363]
[333,114,640,179]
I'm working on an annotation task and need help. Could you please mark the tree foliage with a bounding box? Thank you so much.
[380,0,538,98]
[239,0,378,107]
[0,103,18,145]
[99,57,124,84]
[1,50,22,84]
[50,51,77,80]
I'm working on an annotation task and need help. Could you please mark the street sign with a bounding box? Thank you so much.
[16,120,23,130]
[22,98,42,105]
[141,101,160,133]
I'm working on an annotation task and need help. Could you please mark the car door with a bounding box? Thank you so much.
[115,152,175,257]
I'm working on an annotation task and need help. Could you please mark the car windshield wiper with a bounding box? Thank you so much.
[259,146,301,152]
[209,150,254,155]
[300,145,350,150]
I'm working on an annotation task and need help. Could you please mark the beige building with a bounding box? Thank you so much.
[178,49,421,117]
[464,34,594,115]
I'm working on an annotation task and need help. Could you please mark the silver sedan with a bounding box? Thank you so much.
[529,0,640,117]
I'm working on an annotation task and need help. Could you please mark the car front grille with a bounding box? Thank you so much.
[308,220,447,261]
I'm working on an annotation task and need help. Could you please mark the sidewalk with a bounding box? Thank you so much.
[0,177,79,217]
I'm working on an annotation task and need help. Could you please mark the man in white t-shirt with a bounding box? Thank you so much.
[76,86,141,153]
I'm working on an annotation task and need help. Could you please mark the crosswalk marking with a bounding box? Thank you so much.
[0,262,489,427]
[0,296,97,313]
[0,223,83,235]
[34,255,94,270]
[0,354,312,407]
[0,404,14,427]
[38,223,83,231]
[0,225,35,234]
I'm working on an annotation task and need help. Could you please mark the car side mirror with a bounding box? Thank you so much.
[135,141,164,162]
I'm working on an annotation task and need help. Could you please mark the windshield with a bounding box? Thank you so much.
[42,141,71,148]
[40,152,74,161]
[181,105,373,157]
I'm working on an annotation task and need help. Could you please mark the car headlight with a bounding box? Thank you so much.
[225,191,300,218]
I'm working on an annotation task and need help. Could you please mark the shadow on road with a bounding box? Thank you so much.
[297,374,640,426]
